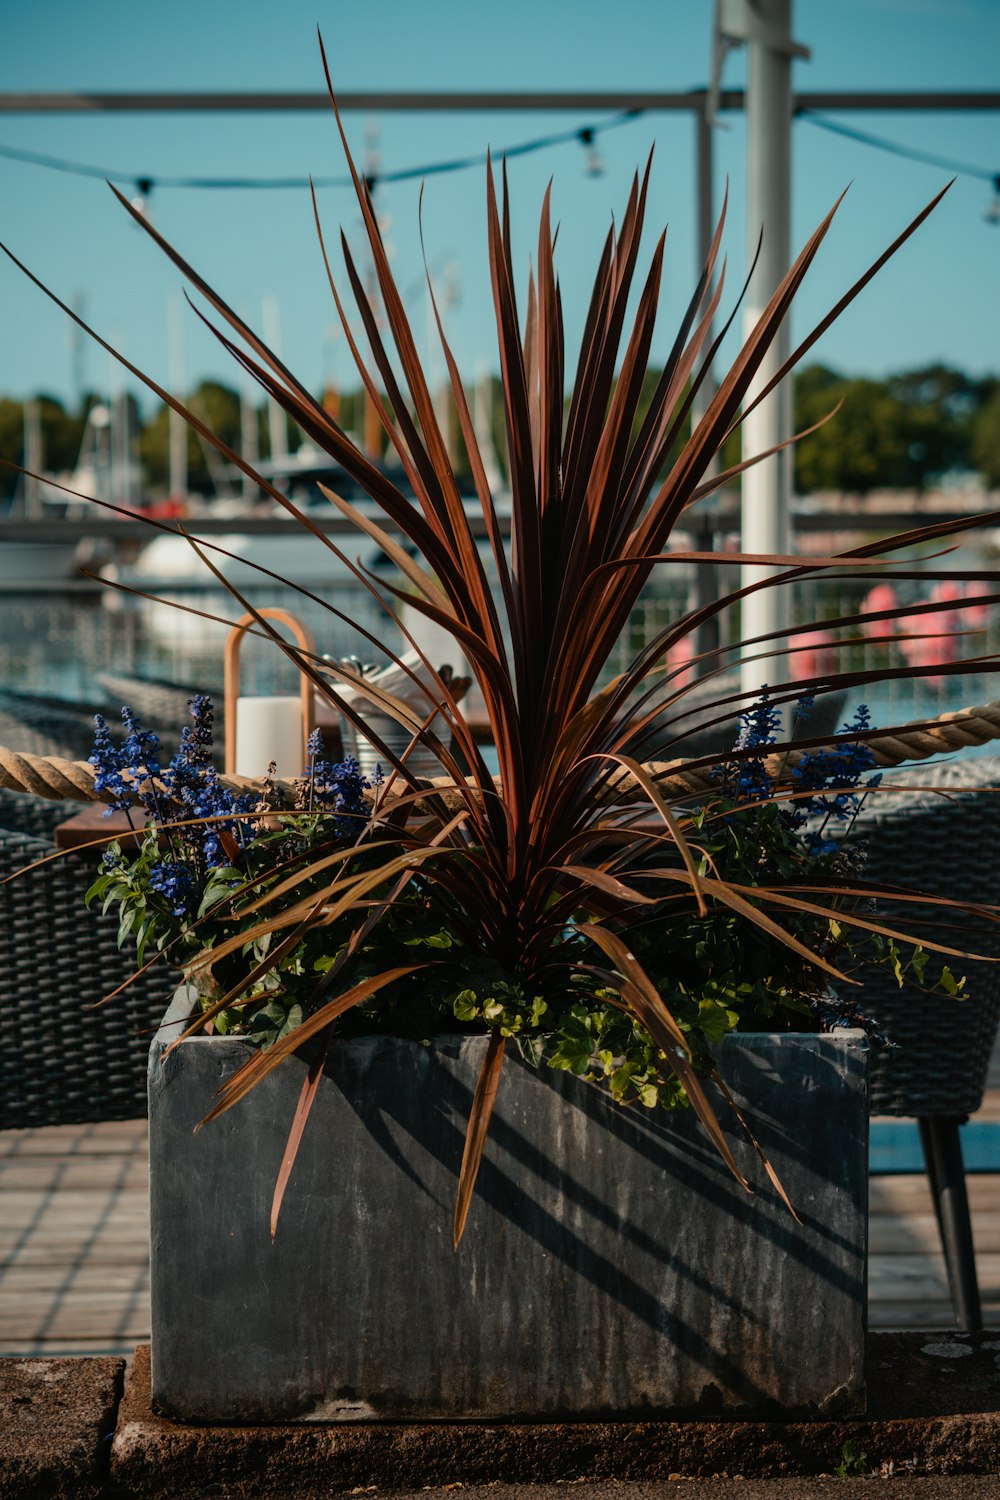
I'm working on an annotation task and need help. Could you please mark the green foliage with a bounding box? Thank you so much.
[543,1002,690,1110]
[0,392,93,500]
[716,361,997,496]
[89,716,955,1117]
[794,367,911,495]
[247,1000,304,1048]
[8,360,998,501]
[0,399,23,500]
[887,363,983,485]
[139,380,249,490]
[86,814,369,1038]
[836,1439,872,1478]
[971,381,1000,488]
[33,393,92,472]
[87,832,175,967]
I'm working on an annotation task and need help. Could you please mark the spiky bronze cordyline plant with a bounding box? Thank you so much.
[7,46,1000,1240]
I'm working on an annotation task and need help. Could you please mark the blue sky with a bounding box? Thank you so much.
[1,0,998,413]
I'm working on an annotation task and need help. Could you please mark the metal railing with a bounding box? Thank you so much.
[1,509,998,727]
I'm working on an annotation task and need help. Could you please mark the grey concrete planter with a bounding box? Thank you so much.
[148,988,869,1424]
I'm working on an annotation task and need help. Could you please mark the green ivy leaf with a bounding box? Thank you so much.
[547,1032,594,1076]
[403,929,454,950]
[452,990,480,1023]
[696,998,739,1044]
[515,1034,546,1070]
[940,966,965,997]
[247,1000,304,1049]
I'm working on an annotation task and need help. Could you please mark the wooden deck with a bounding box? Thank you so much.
[0,1119,149,1356]
[3,1067,1000,1355]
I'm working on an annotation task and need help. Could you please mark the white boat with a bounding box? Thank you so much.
[0,540,79,585]
[0,400,142,587]
[110,450,510,652]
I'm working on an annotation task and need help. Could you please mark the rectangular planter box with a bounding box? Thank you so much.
[148,988,868,1424]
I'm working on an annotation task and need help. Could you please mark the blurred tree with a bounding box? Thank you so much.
[35,394,88,472]
[0,399,23,500]
[140,380,243,492]
[970,381,1000,488]
[0,395,92,501]
[887,364,981,488]
[793,365,910,494]
[8,362,994,506]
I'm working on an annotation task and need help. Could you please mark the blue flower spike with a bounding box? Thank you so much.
[789,700,879,851]
[89,713,133,817]
[723,686,780,804]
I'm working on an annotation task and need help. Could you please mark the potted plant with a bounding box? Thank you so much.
[18,50,999,1422]
[90,685,958,1426]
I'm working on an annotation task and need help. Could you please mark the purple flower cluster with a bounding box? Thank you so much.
[714,691,881,855]
[305,728,370,838]
[168,695,214,790]
[90,708,161,818]
[718,686,782,803]
[737,691,783,752]
[91,697,255,857]
[90,698,373,886]
[789,703,880,853]
[122,707,161,784]
[164,698,257,863]
[148,859,198,918]
[90,713,132,815]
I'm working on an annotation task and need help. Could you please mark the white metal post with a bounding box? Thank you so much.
[240,387,259,501]
[262,297,289,463]
[691,97,720,673]
[168,294,188,504]
[738,0,797,702]
[23,399,42,519]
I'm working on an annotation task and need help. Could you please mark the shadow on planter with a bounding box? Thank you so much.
[149,990,868,1425]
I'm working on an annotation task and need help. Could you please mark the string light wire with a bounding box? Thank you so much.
[1,104,996,217]
[798,109,998,185]
[0,109,642,194]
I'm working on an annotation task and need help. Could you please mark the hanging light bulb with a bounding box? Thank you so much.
[577,127,604,178]
[984,175,1000,225]
[130,177,153,222]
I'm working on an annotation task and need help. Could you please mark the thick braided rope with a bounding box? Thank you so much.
[4,697,1000,810]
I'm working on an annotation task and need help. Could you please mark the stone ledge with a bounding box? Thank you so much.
[0,1355,124,1500]
[4,1336,1000,1499]
[106,1335,1000,1499]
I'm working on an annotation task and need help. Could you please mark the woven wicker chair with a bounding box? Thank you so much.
[627,675,848,764]
[95,671,220,736]
[858,754,1000,1331]
[0,690,102,763]
[0,789,176,1131]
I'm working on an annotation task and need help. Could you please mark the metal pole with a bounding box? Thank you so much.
[167,294,188,504]
[109,347,127,511]
[740,0,794,703]
[262,297,289,462]
[691,98,721,677]
[240,388,259,503]
[0,88,997,114]
[23,399,42,518]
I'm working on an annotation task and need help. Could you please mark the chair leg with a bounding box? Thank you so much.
[917,1116,982,1333]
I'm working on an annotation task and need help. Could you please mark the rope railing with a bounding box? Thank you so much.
[2,697,1000,811]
